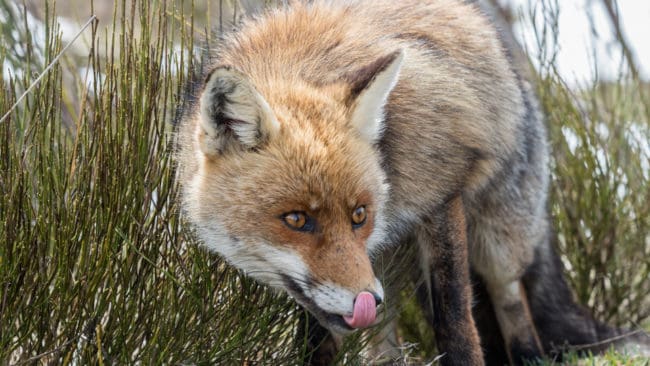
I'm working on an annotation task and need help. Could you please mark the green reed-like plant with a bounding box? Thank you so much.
[1,0,647,365]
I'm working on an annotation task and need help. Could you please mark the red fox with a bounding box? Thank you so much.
[175,0,649,364]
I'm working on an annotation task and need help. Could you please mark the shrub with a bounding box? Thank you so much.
[1,1,647,364]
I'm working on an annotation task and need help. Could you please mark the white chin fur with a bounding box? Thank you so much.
[307,279,384,317]
[193,222,309,288]
[307,282,357,315]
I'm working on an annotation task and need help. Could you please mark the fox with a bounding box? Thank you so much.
[175,0,649,364]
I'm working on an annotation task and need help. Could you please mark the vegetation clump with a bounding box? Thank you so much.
[0,1,647,364]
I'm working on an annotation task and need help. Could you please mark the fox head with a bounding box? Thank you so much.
[181,50,403,334]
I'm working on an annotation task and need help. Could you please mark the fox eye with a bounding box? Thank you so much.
[351,206,367,228]
[282,211,315,232]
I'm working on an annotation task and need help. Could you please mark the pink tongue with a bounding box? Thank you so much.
[343,291,376,328]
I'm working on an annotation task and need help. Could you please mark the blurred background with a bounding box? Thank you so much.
[1,0,648,364]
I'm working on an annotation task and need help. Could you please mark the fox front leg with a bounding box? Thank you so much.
[416,195,484,365]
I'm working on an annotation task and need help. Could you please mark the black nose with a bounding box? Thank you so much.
[370,291,383,306]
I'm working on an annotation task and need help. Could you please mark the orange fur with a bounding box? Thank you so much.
[175,0,560,363]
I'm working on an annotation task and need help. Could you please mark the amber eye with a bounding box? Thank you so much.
[284,212,306,229]
[351,206,367,228]
[282,211,315,232]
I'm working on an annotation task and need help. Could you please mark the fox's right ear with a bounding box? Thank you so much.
[346,50,404,144]
[198,66,279,154]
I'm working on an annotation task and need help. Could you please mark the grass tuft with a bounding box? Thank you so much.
[0,1,309,364]
[1,0,647,364]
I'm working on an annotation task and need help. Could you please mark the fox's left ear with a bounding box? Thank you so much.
[346,50,404,143]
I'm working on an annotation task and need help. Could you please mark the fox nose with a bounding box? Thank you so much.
[369,290,383,306]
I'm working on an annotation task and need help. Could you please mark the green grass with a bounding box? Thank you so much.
[0,0,648,364]
[530,0,650,328]
[531,347,650,366]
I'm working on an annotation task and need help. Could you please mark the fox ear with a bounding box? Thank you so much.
[347,50,404,143]
[198,66,279,154]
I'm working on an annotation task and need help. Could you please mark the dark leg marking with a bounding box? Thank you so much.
[417,195,484,366]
